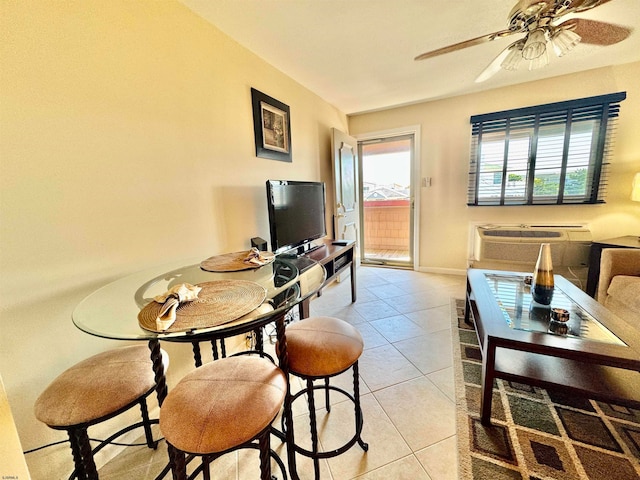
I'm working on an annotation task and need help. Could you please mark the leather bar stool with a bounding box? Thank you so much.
[34,345,166,480]
[160,355,287,480]
[281,316,368,479]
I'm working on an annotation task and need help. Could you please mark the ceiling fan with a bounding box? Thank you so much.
[414,0,632,82]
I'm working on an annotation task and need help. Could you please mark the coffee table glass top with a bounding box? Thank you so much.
[484,272,625,346]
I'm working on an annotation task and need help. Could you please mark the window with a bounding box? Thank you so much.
[467,92,625,206]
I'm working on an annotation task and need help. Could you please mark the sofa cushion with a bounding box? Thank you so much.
[604,275,640,326]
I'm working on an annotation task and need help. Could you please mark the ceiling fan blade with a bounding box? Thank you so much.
[568,0,615,13]
[474,38,525,83]
[474,46,512,83]
[558,18,633,46]
[414,29,515,61]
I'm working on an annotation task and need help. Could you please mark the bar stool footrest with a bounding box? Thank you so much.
[288,383,367,460]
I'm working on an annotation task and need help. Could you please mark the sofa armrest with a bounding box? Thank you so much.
[597,248,640,303]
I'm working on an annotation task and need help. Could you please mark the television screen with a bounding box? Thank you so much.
[266,180,327,254]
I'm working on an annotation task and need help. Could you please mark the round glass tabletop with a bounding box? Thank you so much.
[72,256,326,341]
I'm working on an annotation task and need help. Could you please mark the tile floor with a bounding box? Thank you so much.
[98,265,467,479]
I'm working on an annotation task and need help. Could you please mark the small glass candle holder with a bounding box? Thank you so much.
[551,308,570,323]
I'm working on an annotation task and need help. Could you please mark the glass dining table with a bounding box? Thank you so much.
[72,254,326,479]
[73,254,325,395]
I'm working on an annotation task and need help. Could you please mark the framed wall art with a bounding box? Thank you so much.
[251,88,292,162]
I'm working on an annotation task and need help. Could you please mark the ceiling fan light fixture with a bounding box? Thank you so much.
[528,46,549,70]
[522,28,548,60]
[551,28,581,56]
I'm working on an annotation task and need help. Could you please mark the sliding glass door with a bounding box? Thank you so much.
[358,134,414,267]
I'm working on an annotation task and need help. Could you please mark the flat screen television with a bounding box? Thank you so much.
[266,180,327,255]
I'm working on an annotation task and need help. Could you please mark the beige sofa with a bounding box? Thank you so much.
[596,248,640,326]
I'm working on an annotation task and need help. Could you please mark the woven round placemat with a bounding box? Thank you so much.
[200,250,275,272]
[137,280,267,333]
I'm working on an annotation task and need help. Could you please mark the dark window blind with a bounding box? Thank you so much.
[467,92,625,206]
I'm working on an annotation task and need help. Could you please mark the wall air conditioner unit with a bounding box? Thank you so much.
[471,225,592,287]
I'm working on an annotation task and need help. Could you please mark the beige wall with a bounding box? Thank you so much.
[349,62,640,272]
[0,1,347,477]
[2,1,639,477]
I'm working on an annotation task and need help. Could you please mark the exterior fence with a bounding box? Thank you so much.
[363,199,410,252]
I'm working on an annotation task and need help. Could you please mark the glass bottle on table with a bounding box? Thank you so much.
[532,243,554,305]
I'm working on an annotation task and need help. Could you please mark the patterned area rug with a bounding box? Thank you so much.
[451,298,640,480]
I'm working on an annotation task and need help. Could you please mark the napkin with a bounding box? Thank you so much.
[153,283,202,331]
[244,247,271,266]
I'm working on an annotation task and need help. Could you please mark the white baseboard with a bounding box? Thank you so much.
[415,266,467,276]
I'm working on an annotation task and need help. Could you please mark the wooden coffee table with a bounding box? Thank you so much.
[465,269,640,425]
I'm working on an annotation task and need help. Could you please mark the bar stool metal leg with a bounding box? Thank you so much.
[68,429,87,480]
[353,362,368,451]
[324,377,331,413]
[305,378,321,480]
[167,443,187,480]
[258,428,272,480]
[202,456,211,480]
[139,397,156,449]
[75,427,98,480]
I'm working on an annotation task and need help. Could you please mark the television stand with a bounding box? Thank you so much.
[298,238,356,318]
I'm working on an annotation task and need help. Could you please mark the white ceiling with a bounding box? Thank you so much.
[180,0,640,115]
